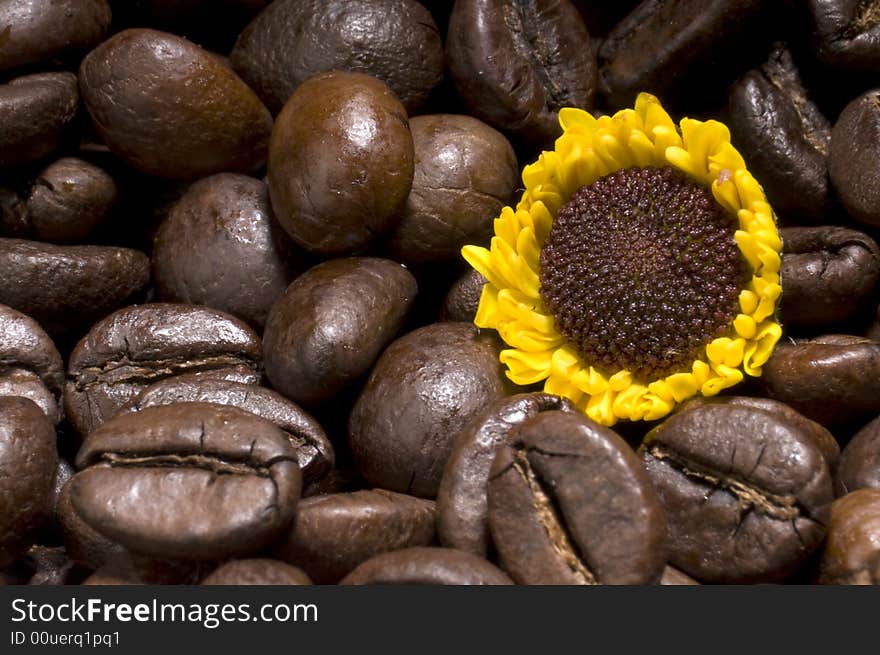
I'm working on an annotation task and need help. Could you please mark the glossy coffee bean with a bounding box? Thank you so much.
[349,322,508,498]
[201,559,311,585]
[386,114,518,265]
[836,415,880,496]
[446,0,596,147]
[489,411,667,585]
[807,0,880,73]
[231,0,443,114]
[70,403,301,560]
[779,227,880,328]
[762,335,880,427]
[436,393,576,556]
[339,547,513,585]
[0,0,109,72]
[263,258,417,406]
[0,397,58,568]
[152,173,298,329]
[79,28,273,180]
[274,490,436,584]
[64,304,263,437]
[0,73,79,173]
[818,488,880,584]
[639,402,832,583]
[119,376,334,487]
[0,239,150,338]
[268,72,414,256]
[727,47,832,224]
[439,269,486,323]
[829,89,880,227]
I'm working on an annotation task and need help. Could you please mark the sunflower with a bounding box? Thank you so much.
[462,93,782,427]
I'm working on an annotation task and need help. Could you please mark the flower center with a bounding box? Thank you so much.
[539,166,747,381]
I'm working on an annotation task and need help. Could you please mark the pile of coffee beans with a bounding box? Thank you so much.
[1,0,879,586]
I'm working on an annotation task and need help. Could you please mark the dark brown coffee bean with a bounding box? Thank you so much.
[274,490,435,584]
[79,28,273,180]
[231,0,443,114]
[268,72,414,256]
[726,47,832,224]
[807,0,880,73]
[70,403,301,560]
[152,173,299,329]
[836,414,880,496]
[0,397,58,568]
[639,402,832,583]
[0,73,79,173]
[201,559,311,585]
[779,227,880,327]
[0,0,111,72]
[818,488,880,584]
[762,335,880,427]
[339,546,513,585]
[829,89,880,227]
[436,393,576,556]
[119,376,334,487]
[386,114,519,265]
[349,322,508,498]
[263,258,417,406]
[64,304,262,437]
[446,0,596,147]
[659,565,700,585]
[439,269,486,323]
[489,411,667,585]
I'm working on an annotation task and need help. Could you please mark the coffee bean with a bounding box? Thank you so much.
[339,546,513,585]
[639,402,832,583]
[70,403,301,560]
[268,72,414,256]
[780,227,880,327]
[836,414,880,496]
[386,114,519,265]
[64,304,262,437]
[231,0,443,114]
[349,322,509,498]
[446,0,596,147]
[436,393,576,556]
[818,488,880,584]
[274,489,435,583]
[489,411,667,585]
[829,89,880,227]
[807,0,880,73]
[201,559,312,585]
[263,257,417,406]
[439,269,486,323]
[79,28,273,180]
[0,397,58,568]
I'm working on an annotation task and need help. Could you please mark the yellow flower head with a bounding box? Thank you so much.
[462,93,782,426]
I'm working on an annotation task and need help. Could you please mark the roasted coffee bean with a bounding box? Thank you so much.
[0,397,58,568]
[64,304,262,437]
[263,258,417,406]
[762,335,880,427]
[439,269,486,323]
[152,173,299,329]
[386,114,519,265]
[446,0,596,147]
[807,0,880,73]
[1,158,117,243]
[70,403,301,560]
[436,393,576,556]
[201,559,312,585]
[339,546,513,585]
[274,489,435,583]
[119,376,334,487]
[727,47,832,224]
[349,322,508,498]
[836,414,880,495]
[0,239,150,338]
[829,89,880,228]
[79,28,273,180]
[779,227,880,327]
[639,402,832,583]
[489,411,667,585]
[268,72,414,256]
[0,73,79,173]
[659,565,700,585]
[231,0,443,114]
[818,488,880,584]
